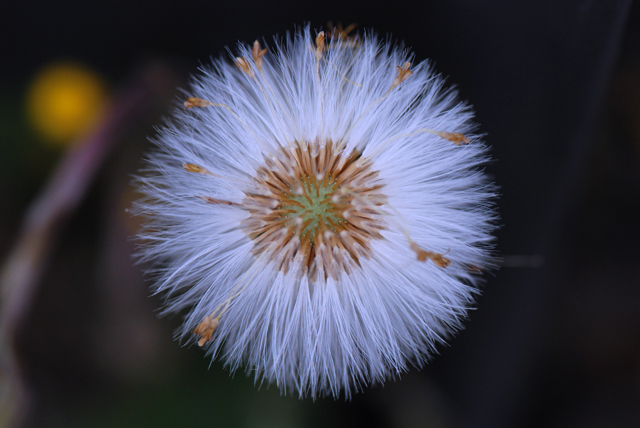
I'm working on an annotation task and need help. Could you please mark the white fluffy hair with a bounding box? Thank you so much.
[136,26,496,399]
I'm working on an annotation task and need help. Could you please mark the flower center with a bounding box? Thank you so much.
[243,140,386,281]
[280,173,345,241]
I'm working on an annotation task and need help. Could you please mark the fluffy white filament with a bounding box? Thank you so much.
[136,27,496,399]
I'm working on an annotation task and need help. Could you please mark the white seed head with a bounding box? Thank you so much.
[136,26,496,399]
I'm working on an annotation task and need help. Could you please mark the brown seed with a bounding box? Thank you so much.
[391,62,413,90]
[183,163,211,175]
[194,315,219,347]
[235,57,254,77]
[315,32,326,60]
[433,131,470,145]
[252,40,268,71]
[184,97,213,109]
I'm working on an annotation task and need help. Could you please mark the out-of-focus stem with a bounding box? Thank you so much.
[0,63,176,428]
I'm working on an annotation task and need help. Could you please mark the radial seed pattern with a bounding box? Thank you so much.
[137,27,497,399]
[242,139,386,280]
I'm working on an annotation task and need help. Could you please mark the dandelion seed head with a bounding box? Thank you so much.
[136,25,497,399]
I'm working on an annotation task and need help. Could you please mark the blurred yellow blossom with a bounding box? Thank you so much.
[26,62,107,146]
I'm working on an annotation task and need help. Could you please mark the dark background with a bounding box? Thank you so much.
[1,0,639,427]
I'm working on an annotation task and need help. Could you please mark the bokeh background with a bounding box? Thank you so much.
[1,1,639,427]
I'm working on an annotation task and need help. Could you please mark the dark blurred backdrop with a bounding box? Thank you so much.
[1,1,639,427]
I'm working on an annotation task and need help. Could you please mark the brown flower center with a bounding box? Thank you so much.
[243,140,386,281]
